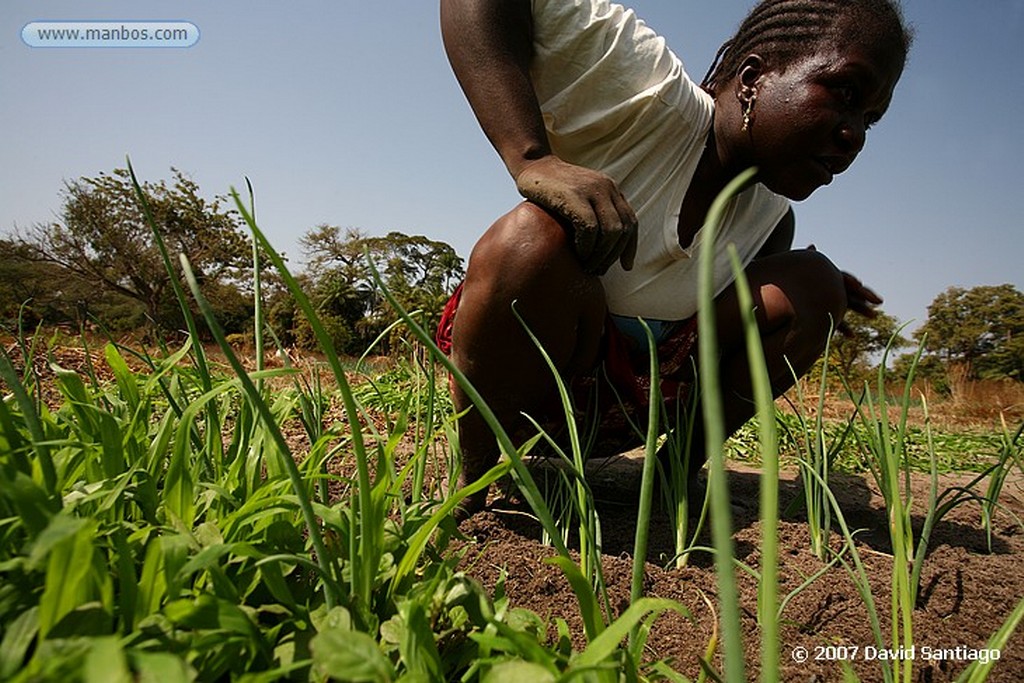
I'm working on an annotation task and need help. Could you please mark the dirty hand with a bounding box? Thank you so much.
[515,155,638,274]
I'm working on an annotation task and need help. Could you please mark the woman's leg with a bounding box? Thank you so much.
[681,248,848,479]
[451,203,607,513]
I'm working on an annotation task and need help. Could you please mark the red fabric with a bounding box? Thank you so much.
[435,281,463,356]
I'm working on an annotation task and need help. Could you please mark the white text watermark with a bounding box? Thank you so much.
[791,644,1001,665]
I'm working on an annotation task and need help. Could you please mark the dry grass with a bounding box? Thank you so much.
[780,372,1024,436]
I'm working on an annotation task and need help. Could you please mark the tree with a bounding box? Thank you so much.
[915,284,1024,381]
[1,239,64,325]
[11,167,251,332]
[296,225,464,354]
[829,311,909,381]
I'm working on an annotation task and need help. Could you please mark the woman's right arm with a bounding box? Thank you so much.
[440,0,546,179]
[440,0,638,273]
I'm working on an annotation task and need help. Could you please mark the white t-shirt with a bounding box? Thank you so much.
[530,0,790,321]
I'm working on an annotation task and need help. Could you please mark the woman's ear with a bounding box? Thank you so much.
[735,53,766,100]
[733,54,765,132]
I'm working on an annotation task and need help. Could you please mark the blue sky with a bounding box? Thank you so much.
[2,1,1022,333]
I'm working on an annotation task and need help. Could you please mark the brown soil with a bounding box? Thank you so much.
[456,453,1024,682]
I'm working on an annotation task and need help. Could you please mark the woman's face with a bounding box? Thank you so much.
[731,40,904,200]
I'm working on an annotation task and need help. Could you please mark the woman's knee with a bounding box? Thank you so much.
[740,248,847,339]
[788,249,847,324]
[454,202,605,375]
[465,202,578,293]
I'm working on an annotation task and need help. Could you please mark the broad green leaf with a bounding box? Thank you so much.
[573,598,687,669]
[379,614,404,646]
[136,537,168,621]
[0,350,55,491]
[83,636,132,683]
[311,628,394,682]
[398,601,443,681]
[482,660,556,683]
[96,409,127,477]
[132,651,194,683]
[173,542,238,586]
[38,519,99,638]
[105,343,140,412]
[47,601,112,638]
[3,470,60,538]
[0,390,31,474]
[483,621,556,670]
[258,560,298,611]
[160,534,192,600]
[53,363,91,411]
[545,556,604,641]
[0,607,38,679]
[109,528,138,632]
[311,605,354,633]
[393,673,431,683]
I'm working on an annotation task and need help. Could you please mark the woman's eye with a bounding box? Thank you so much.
[836,85,858,106]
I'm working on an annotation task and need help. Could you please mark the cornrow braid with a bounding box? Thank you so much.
[701,0,912,95]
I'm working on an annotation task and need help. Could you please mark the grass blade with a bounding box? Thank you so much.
[696,167,759,683]
[362,252,570,559]
[726,245,780,681]
[956,595,1024,683]
[630,319,661,645]
[229,189,377,619]
[573,597,687,669]
[0,348,57,493]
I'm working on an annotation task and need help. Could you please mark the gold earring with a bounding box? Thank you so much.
[741,93,756,132]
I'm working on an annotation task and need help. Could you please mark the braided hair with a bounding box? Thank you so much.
[701,0,913,95]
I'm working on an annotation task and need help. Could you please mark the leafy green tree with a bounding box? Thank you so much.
[1,238,64,325]
[915,284,1024,380]
[297,225,464,354]
[11,168,251,332]
[0,238,144,329]
[829,311,909,382]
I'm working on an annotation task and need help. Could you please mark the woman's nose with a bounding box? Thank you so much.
[836,116,866,155]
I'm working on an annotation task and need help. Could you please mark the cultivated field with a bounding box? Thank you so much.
[2,330,1021,682]
[2,182,1021,681]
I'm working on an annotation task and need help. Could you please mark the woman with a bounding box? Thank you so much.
[437,0,912,515]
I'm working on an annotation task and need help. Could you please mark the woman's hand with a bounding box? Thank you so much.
[515,155,638,274]
[442,1,637,275]
[835,270,882,335]
[841,270,883,319]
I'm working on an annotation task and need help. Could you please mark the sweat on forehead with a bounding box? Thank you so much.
[701,0,913,94]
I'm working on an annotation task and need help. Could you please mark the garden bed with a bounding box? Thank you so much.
[457,455,1024,681]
